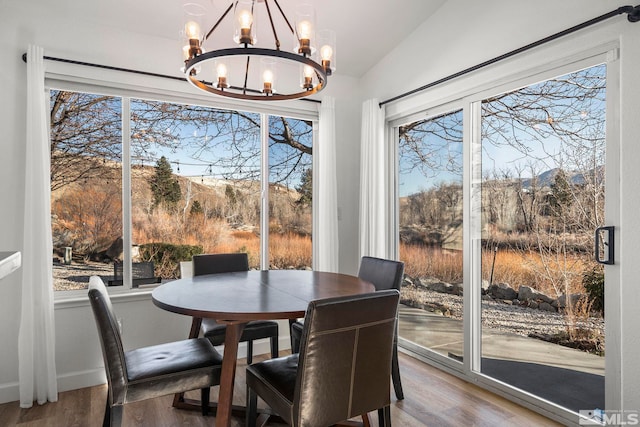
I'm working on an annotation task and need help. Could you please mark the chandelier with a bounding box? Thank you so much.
[181,0,336,101]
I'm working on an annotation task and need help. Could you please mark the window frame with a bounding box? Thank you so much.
[48,74,319,299]
[387,45,619,425]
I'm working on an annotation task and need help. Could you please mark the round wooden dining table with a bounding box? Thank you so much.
[151,269,375,427]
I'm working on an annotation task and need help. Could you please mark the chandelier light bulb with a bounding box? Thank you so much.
[303,65,314,78]
[320,45,333,61]
[216,63,228,89]
[185,21,201,40]
[263,69,274,84]
[237,10,253,44]
[217,63,228,78]
[298,20,312,40]
[239,10,253,29]
[302,65,314,90]
[262,68,274,95]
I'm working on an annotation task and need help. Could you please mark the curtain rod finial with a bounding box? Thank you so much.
[626,5,640,22]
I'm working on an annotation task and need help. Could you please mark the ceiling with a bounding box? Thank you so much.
[97,0,447,78]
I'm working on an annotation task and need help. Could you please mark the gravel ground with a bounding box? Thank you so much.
[53,261,114,291]
[401,285,604,339]
[54,262,604,342]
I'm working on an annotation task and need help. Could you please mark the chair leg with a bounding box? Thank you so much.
[270,335,279,359]
[201,387,210,416]
[288,319,298,353]
[290,320,301,354]
[103,397,110,427]
[362,412,372,427]
[247,340,253,364]
[246,386,258,427]
[378,406,391,427]
[391,342,404,400]
[109,404,123,427]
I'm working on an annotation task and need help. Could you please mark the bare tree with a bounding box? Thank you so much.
[50,91,122,191]
[51,92,313,193]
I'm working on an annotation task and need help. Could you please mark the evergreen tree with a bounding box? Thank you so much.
[296,167,312,206]
[549,169,572,216]
[190,200,204,216]
[225,184,237,206]
[150,156,181,210]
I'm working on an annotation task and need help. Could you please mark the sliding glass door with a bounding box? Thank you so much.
[477,63,607,414]
[394,57,617,422]
[396,107,464,364]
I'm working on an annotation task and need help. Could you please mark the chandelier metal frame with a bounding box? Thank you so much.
[182,0,332,101]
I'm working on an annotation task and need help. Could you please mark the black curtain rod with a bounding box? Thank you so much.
[379,5,640,107]
[21,53,322,104]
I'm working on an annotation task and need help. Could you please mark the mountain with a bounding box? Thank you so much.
[521,166,604,189]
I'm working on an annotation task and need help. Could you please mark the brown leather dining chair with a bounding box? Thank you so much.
[290,256,405,400]
[191,253,279,365]
[88,276,223,427]
[246,290,399,427]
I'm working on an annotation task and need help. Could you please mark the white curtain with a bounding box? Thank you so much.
[359,99,387,259]
[316,97,339,272]
[19,44,58,408]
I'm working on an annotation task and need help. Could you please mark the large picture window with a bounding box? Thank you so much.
[50,89,314,291]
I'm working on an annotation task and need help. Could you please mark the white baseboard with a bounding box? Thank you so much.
[0,381,19,405]
[0,336,292,405]
[57,368,106,393]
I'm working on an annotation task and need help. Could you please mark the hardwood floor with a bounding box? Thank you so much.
[0,352,561,426]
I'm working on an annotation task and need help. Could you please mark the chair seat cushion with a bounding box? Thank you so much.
[125,338,223,381]
[246,354,299,424]
[201,319,279,345]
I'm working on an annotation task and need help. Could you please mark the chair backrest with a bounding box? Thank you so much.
[294,290,399,426]
[192,253,249,276]
[88,275,128,405]
[358,256,404,291]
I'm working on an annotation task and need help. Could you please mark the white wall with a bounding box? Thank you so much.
[321,77,363,275]
[360,0,640,417]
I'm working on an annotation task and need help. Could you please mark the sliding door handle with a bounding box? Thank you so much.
[595,226,615,265]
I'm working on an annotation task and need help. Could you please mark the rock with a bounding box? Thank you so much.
[488,283,518,300]
[416,277,440,289]
[481,279,490,294]
[528,301,539,309]
[557,293,585,309]
[428,281,454,294]
[539,302,556,312]
[451,282,463,296]
[105,236,123,261]
[517,286,554,303]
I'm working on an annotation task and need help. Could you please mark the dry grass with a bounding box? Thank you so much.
[210,231,312,270]
[270,233,312,269]
[401,243,593,297]
[401,243,463,283]
[132,208,229,251]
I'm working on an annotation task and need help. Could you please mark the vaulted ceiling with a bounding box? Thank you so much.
[92,0,447,78]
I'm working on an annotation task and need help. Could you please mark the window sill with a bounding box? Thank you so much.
[54,287,155,309]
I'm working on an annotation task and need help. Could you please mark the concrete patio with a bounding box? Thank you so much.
[398,305,605,412]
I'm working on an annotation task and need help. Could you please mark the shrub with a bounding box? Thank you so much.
[582,266,604,316]
[138,243,203,279]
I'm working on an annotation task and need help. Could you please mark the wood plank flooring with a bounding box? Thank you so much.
[0,352,562,426]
